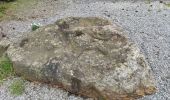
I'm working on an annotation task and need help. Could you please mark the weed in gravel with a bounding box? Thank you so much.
[31,23,40,31]
[9,79,25,95]
[164,3,170,7]
[146,0,151,4]
[0,54,13,82]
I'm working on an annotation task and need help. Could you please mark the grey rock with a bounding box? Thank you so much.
[4,17,156,99]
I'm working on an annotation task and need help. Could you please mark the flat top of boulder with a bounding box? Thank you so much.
[6,17,156,100]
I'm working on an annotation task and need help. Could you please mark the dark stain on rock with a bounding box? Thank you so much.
[73,69,84,79]
[71,77,81,94]
[46,63,60,76]
[0,26,7,40]
[42,58,61,82]
[61,31,73,43]
[137,57,146,68]
[88,84,107,100]
[20,38,29,47]
[112,49,128,64]
[96,46,108,56]
[74,30,84,37]
[90,31,113,41]
[58,21,69,30]
[112,34,127,46]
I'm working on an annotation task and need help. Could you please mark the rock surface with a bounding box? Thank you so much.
[4,17,156,99]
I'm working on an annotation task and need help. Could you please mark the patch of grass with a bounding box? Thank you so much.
[0,54,13,81]
[0,3,8,18]
[0,6,7,13]
[0,0,37,20]
[9,79,25,96]
[0,0,17,20]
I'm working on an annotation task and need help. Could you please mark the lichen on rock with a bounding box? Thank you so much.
[2,17,156,99]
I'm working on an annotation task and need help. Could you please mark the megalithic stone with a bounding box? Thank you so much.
[2,17,156,100]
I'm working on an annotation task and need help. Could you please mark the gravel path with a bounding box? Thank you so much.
[0,0,170,100]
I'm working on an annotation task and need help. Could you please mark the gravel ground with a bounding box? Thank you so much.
[0,0,170,100]
[0,77,85,100]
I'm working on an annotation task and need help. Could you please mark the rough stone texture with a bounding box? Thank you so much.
[5,17,156,100]
[0,38,10,57]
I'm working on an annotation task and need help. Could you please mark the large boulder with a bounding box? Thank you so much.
[5,17,156,99]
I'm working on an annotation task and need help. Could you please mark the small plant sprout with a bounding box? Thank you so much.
[31,23,41,31]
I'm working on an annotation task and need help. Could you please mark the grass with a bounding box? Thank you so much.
[0,52,24,96]
[0,54,13,82]
[0,0,17,20]
[0,2,9,18]
[0,0,37,20]
[9,79,25,95]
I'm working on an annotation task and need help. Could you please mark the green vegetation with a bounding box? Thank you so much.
[9,79,25,95]
[0,0,17,19]
[0,54,13,81]
[0,2,9,18]
[146,0,151,4]
[164,3,170,7]
[0,0,37,20]
[31,23,40,31]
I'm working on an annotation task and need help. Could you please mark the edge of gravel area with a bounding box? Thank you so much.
[0,77,88,100]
